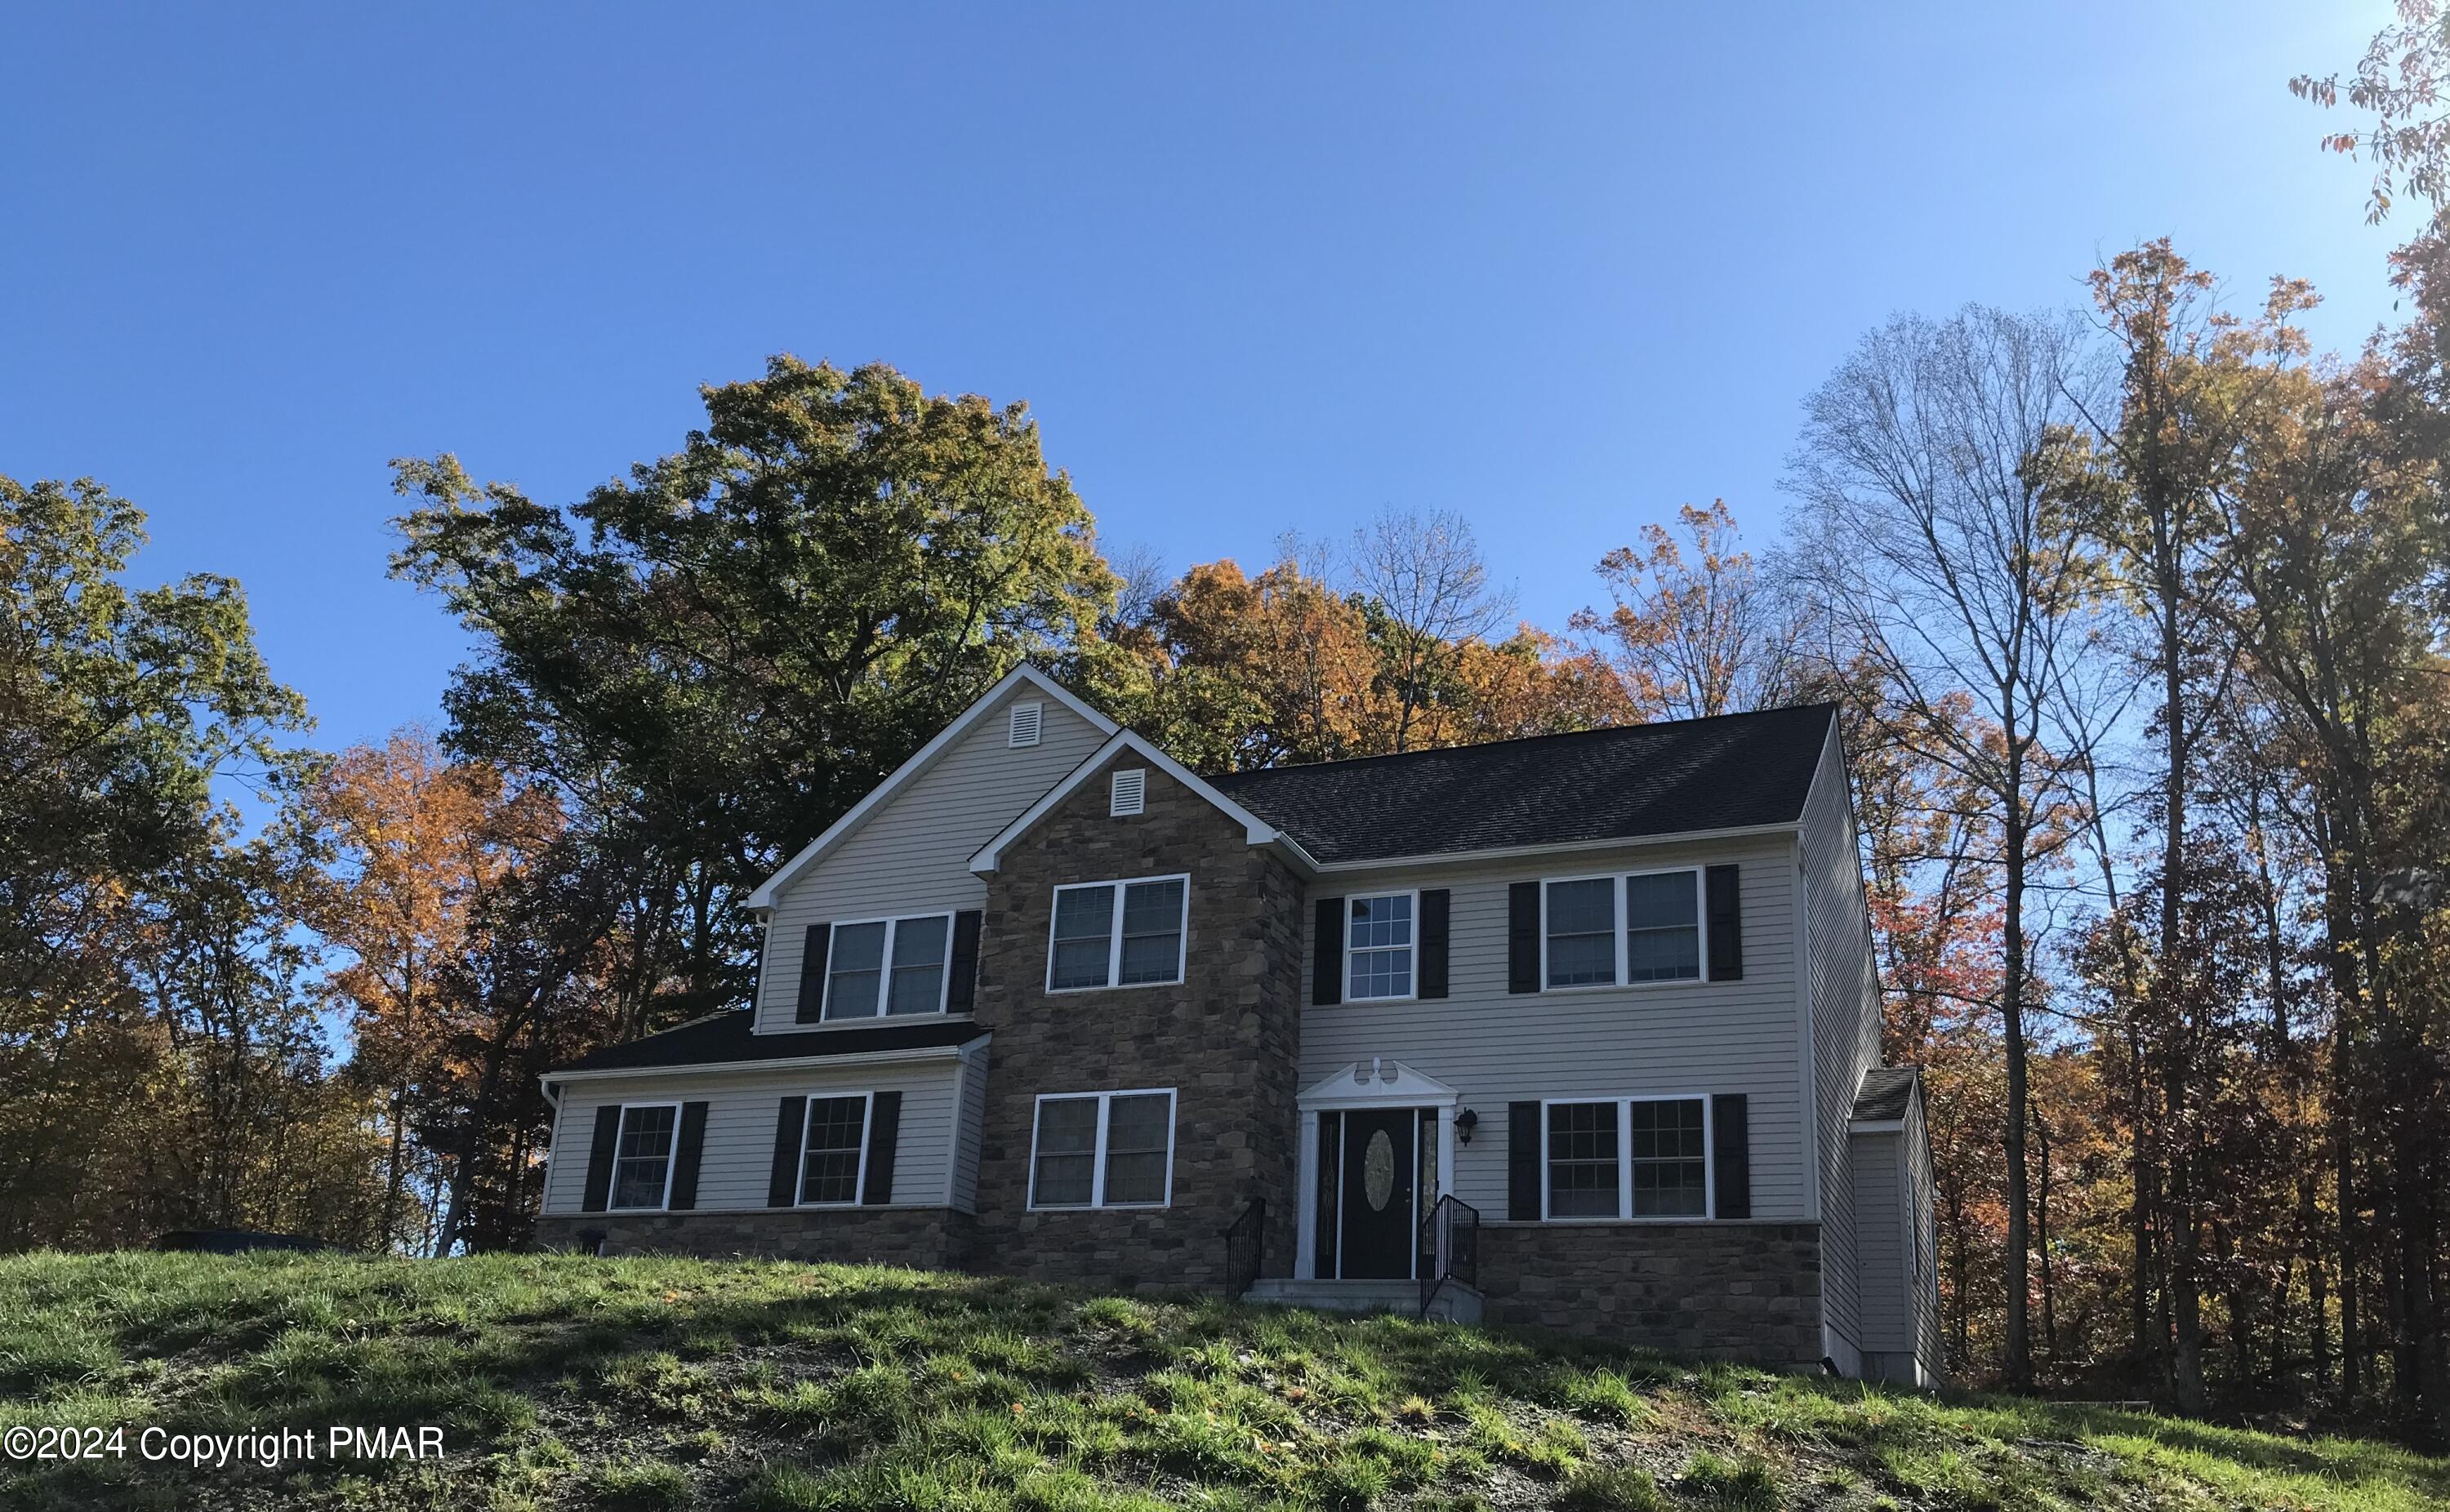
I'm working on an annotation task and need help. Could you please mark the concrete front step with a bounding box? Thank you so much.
[1245,1278,1484,1323]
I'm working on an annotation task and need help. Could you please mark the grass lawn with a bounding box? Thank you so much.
[2,1252,2444,1510]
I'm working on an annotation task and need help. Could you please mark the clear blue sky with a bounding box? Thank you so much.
[0,2,2404,753]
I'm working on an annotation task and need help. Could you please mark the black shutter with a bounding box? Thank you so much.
[1507,1101,1542,1221]
[795,923,831,1023]
[862,1092,902,1205]
[1706,865,1744,981]
[768,1096,808,1207]
[1418,889,1450,998]
[668,1101,710,1210]
[1508,883,1540,994]
[947,910,983,1012]
[581,1105,622,1213]
[1712,1093,1751,1219]
[1312,898,1343,1005]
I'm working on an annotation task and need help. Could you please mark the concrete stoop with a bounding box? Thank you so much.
[1244,1278,1485,1323]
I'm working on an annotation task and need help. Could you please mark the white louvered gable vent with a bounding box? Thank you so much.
[1110,768,1147,817]
[1008,701,1044,748]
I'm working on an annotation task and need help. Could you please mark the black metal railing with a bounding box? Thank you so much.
[1222,1197,1266,1298]
[1418,1194,1480,1319]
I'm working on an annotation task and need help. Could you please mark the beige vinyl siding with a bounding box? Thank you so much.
[1802,727,1883,1359]
[542,1058,964,1214]
[950,1040,991,1213]
[1849,1130,1908,1349]
[755,685,1107,1031]
[1299,836,1807,1221]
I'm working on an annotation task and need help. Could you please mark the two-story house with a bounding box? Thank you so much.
[535,665,1943,1384]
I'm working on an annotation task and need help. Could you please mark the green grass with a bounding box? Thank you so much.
[0,1252,2443,1510]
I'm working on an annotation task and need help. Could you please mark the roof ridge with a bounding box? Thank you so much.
[1208,700,1838,783]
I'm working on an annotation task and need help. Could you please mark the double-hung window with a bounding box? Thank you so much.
[1345,892,1414,1000]
[1541,869,1704,988]
[797,1092,871,1206]
[1046,875,1187,990]
[1029,1089,1176,1208]
[1543,1096,1709,1220]
[826,914,951,1019]
[609,1103,679,1211]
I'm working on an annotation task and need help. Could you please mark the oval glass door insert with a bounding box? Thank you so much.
[1364,1129,1396,1211]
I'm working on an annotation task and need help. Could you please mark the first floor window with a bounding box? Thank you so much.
[611,1104,678,1210]
[826,914,952,1019]
[1047,876,1187,990]
[1030,1089,1176,1207]
[1347,892,1414,999]
[1544,1096,1708,1220]
[799,1094,870,1206]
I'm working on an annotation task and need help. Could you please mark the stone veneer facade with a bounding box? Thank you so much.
[535,1207,975,1270]
[1475,1221,1824,1365]
[964,751,1307,1292]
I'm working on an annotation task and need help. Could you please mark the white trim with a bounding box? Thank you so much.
[542,1039,977,1085]
[791,1089,875,1207]
[1536,867,1708,992]
[1306,821,1802,874]
[746,665,1116,909]
[1008,700,1045,748]
[1341,890,1419,1003]
[1848,1118,1907,1135]
[1535,1094,1714,1224]
[969,729,1316,874]
[607,1101,684,1213]
[1109,767,1146,816]
[821,912,956,1021]
[1045,873,1190,993]
[1794,831,1822,1222]
[1026,1087,1177,1210]
[1297,1060,1459,1109]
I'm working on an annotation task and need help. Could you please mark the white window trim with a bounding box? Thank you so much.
[1537,1093,1714,1224]
[822,912,956,1021]
[792,1089,874,1208]
[1044,874,1190,993]
[1538,867,1709,992]
[1343,889,1420,1003]
[607,1101,683,1213]
[1027,1087,1177,1209]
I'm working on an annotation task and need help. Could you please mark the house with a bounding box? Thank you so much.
[534,665,1943,1385]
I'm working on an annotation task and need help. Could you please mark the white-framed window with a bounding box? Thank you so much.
[796,1092,872,1207]
[1046,874,1188,991]
[1345,892,1416,1001]
[609,1102,681,1211]
[825,914,953,1020]
[1028,1088,1176,1208]
[1540,869,1706,989]
[1540,1096,1711,1221]
[1009,701,1044,747]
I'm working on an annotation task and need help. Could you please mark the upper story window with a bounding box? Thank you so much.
[1029,1088,1175,1207]
[1346,892,1414,1000]
[1544,1096,1709,1220]
[826,914,951,1019]
[1542,869,1704,989]
[1047,874,1187,991]
[610,1102,679,1211]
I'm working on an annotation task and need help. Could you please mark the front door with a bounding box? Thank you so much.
[1338,1108,1417,1279]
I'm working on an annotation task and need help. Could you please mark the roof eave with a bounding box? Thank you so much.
[541,1037,985,1085]
[1302,818,1804,874]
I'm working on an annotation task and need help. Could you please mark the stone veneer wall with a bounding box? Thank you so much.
[966,751,1307,1292]
[535,1209,974,1270]
[1476,1221,1824,1366]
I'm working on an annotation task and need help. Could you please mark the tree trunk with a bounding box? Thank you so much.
[2002,801,2033,1391]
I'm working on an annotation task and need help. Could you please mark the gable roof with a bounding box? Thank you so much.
[969,729,1318,874]
[1207,703,1838,867]
[743,665,1116,910]
[548,1012,985,1078]
[1851,1066,1922,1123]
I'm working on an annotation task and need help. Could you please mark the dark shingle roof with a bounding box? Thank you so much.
[1852,1067,1920,1122]
[1208,703,1838,865]
[550,1012,983,1075]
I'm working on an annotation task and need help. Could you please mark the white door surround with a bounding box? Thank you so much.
[1294,1060,1460,1281]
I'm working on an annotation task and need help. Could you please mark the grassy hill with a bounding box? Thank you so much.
[2,1253,2443,1512]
